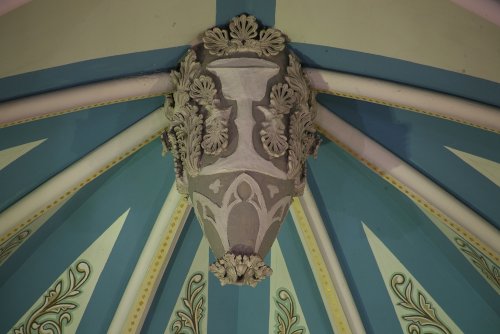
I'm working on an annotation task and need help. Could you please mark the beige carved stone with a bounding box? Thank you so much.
[162,14,319,286]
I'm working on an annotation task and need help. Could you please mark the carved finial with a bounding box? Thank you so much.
[202,14,286,56]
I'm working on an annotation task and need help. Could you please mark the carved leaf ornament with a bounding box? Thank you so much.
[162,15,319,286]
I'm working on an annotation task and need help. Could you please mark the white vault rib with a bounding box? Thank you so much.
[316,103,500,256]
[1,69,499,133]
[0,73,172,126]
[305,68,500,133]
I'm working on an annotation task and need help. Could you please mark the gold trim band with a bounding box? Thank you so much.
[291,199,353,334]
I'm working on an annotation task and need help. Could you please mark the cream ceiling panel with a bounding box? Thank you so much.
[276,0,500,83]
[0,0,215,78]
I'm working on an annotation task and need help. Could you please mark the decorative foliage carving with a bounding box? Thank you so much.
[171,273,206,334]
[259,83,295,158]
[286,54,320,188]
[203,15,285,56]
[209,252,272,287]
[163,50,232,188]
[0,230,30,264]
[13,261,91,334]
[390,273,451,334]
[274,288,305,334]
[455,237,500,289]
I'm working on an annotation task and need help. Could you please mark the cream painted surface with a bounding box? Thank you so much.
[446,146,500,187]
[0,138,46,171]
[9,208,128,333]
[166,238,209,334]
[277,0,500,83]
[269,241,310,334]
[363,223,463,334]
[0,0,215,78]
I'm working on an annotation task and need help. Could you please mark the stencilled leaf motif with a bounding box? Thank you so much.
[13,261,91,334]
[274,288,305,334]
[0,230,30,264]
[390,273,452,334]
[454,237,500,289]
[171,273,206,334]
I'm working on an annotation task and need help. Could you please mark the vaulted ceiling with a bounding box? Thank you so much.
[0,1,499,333]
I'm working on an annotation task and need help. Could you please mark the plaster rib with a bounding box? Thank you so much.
[316,104,500,260]
[2,69,498,134]
[109,186,190,334]
[298,186,366,334]
[0,107,168,243]
[0,73,172,127]
[290,199,355,334]
[306,68,500,133]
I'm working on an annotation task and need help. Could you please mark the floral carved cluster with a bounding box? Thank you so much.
[171,273,206,334]
[163,50,231,192]
[260,53,320,194]
[13,261,90,334]
[209,252,272,287]
[390,273,451,334]
[203,15,285,56]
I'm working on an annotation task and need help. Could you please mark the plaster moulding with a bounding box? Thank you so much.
[162,14,320,287]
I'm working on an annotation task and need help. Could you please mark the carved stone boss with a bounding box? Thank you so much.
[162,15,320,287]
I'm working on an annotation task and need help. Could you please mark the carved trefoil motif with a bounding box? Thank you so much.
[162,14,320,286]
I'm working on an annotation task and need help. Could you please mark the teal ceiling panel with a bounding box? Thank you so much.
[308,140,500,334]
[0,139,174,334]
[318,93,500,227]
[216,0,276,26]
[0,96,163,213]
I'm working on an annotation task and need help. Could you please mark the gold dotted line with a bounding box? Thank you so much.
[317,126,500,264]
[0,93,167,128]
[125,198,188,333]
[314,88,500,134]
[0,131,162,245]
[291,199,352,334]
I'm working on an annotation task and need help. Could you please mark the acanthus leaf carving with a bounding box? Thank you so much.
[203,14,285,56]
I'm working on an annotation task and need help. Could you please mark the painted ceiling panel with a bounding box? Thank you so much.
[0,0,216,79]
[276,0,500,83]
[143,212,333,334]
[0,139,174,333]
[308,140,500,333]
[317,93,500,226]
[0,96,163,212]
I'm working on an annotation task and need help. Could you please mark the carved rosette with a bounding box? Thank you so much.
[162,14,319,287]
